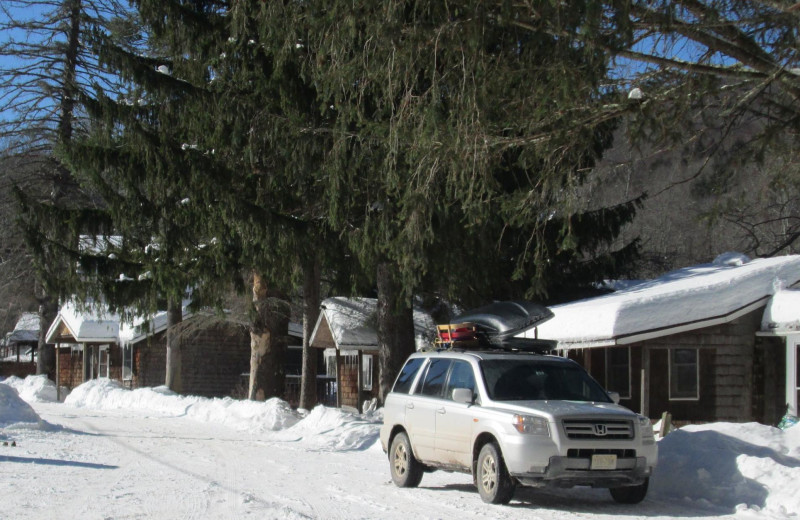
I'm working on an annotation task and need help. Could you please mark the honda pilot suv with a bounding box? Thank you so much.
[379,349,657,505]
[380,351,657,504]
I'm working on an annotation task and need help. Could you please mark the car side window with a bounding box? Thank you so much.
[418,359,451,398]
[445,360,477,401]
[392,358,425,394]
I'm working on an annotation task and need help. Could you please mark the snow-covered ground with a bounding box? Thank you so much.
[2,376,800,519]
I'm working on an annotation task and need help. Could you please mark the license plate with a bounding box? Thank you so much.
[591,454,617,470]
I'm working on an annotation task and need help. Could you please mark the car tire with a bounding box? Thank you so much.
[389,432,423,488]
[476,442,516,504]
[609,478,649,504]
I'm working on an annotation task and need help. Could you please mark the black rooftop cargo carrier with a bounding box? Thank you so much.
[450,301,556,352]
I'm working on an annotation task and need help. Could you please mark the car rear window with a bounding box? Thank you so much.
[392,357,426,394]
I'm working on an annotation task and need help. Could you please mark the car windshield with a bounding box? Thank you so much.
[480,359,611,402]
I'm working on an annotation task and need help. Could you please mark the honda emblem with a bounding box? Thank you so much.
[594,424,607,436]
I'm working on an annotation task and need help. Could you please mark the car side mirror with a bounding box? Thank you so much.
[607,391,620,404]
[452,387,474,404]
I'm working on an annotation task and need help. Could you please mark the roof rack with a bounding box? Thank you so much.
[434,320,556,353]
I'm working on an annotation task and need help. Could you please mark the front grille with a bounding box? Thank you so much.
[562,419,634,439]
[567,448,636,458]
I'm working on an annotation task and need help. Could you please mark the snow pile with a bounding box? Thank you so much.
[65,379,301,432]
[762,289,800,332]
[652,422,800,515]
[0,374,67,402]
[0,384,47,429]
[64,379,380,450]
[269,405,381,451]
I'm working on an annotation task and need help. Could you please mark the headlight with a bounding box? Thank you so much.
[638,415,654,439]
[513,415,549,436]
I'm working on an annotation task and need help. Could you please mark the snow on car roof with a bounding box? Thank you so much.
[524,254,800,348]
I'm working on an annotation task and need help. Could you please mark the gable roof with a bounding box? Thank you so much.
[45,300,120,344]
[523,254,800,349]
[7,313,40,344]
[310,297,435,351]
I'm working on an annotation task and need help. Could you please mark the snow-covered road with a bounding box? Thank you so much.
[2,377,798,519]
[0,401,761,520]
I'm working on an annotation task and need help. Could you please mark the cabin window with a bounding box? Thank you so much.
[605,347,631,399]
[669,348,699,400]
[122,344,134,381]
[362,354,373,391]
[98,345,110,378]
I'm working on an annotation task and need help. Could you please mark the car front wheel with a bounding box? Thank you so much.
[476,442,516,504]
[609,478,649,504]
[389,432,423,488]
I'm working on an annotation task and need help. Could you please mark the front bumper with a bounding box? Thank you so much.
[512,456,653,488]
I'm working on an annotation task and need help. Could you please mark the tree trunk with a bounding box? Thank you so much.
[248,271,289,401]
[376,262,416,404]
[164,298,183,393]
[36,297,58,379]
[299,254,321,410]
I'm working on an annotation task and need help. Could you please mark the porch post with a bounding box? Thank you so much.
[55,344,60,402]
[641,345,650,417]
[356,351,363,413]
[787,337,798,416]
[335,348,342,408]
[82,343,89,382]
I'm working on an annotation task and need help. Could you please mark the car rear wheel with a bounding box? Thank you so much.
[389,432,423,488]
[609,478,649,504]
[476,442,516,504]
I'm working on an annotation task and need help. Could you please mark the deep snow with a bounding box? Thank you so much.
[2,375,800,519]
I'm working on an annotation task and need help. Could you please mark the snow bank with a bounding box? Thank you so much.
[64,379,381,450]
[652,422,800,515]
[0,384,49,430]
[0,374,67,402]
[269,405,381,451]
[65,379,301,433]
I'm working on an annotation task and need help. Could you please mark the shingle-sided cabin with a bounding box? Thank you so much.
[123,311,322,403]
[309,297,435,411]
[45,301,121,390]
[0,313,41,378]
[521,254,800,425]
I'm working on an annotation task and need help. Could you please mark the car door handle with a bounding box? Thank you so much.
[436,407,446,414]
[405,402,414,409]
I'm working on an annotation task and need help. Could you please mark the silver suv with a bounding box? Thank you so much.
[380,350,658,504]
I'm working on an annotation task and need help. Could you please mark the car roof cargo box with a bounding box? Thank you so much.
[452,301,555,351]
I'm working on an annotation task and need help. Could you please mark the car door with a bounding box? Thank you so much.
[434,360,477,468]
[404,358,451,463]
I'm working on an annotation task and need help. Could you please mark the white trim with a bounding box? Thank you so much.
[788,339,799,416]
[617,298,768,346]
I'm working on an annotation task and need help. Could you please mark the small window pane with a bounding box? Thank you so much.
[670,348,698,399]
[605,347,630,399]
[419,359,450,398]
[392,358,425,394]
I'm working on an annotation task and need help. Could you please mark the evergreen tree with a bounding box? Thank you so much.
[278,1,642,399]
[1,0,133,378]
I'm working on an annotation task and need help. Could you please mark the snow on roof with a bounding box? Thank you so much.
[119,305,303,346]
[761,289,800,333]
[118,300,195,345]
[525,254,800,348]
[46,300,120,344]
[7,313,40,344]
[310,297,435,351]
